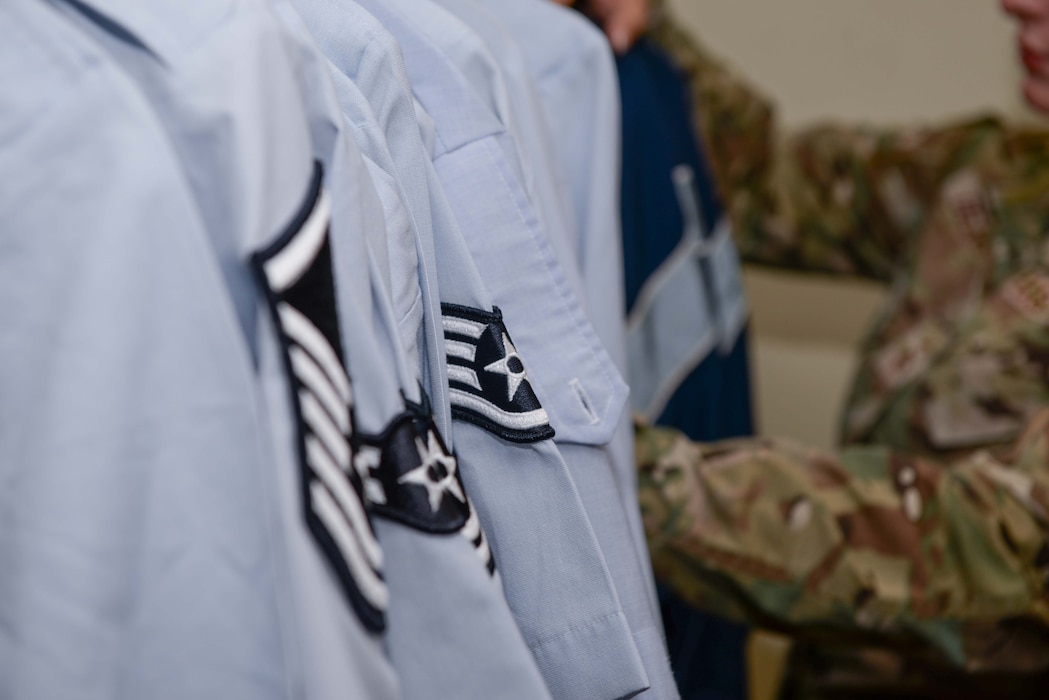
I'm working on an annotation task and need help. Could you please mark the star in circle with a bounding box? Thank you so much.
[484,332,529,401]
[398,430,464,513]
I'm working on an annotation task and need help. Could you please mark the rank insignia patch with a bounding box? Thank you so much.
[356,398,496,575]
[441,303,554,444]
[253,162,386,632]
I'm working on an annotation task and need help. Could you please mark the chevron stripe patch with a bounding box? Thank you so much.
[355,398,496,575]
[440,303,554,444]
[253,162,386,633]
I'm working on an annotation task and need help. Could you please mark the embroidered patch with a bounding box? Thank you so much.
[356,397,496,574]
[441,303,554,444]
[355,404,468,533]
[253,162,386,633]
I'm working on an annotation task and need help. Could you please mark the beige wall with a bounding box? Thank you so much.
[668,0,1035,127]
[666,0,1035,447]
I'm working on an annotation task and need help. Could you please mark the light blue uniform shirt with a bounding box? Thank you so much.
[349,1,674,698]
[1,1,386,698]
[479,0,671,633]
[289,3,606,696]
[46,1,406,698]
[278,4,554,698]
[479,0,629,377]
[425,0,584,310]
[474,0,665,606]
[392,3,677,698]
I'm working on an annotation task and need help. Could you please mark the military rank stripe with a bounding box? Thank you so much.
[305,437,386,588]
[447,388,551,431]
[352,443,388,507]
[461,502,495,575]
[289,346,350,433]
[309,482,389,608]
[441,303,554,444]
[355,401,497,576]
[442,315,486,340]
[447,365,482,391]
[444,339,477,362]
[304,437,380,564]
[263,188,332,293]
[300,390,351,467]
[253,161,386,633]
[278,304,353,405]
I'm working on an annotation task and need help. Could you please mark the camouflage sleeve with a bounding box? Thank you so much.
[645,1,1008,282]
[635,418,1049,670]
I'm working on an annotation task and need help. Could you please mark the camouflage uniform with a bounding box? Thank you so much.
[635,0,1049,692]
[637,420,1049,669]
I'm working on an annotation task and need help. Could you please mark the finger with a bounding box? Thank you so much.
[1024,74,1049,115]
[1002,0,1049,21]
[1020,24,1049,76]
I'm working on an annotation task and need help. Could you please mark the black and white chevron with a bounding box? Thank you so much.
[462,498,496,576]
[441,303,554,444]
[253,162,386,633]
[354,398,496,575]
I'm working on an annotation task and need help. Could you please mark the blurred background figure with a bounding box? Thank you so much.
[573,0,1049,698]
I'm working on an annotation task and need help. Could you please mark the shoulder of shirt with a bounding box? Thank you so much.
[0,1,131,143]
[49,0,249,65]
[512,1,610,83]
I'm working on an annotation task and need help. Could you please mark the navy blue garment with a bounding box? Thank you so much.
[658,330,754,443]
[617,38,754,700]
[619,39,718,315]
[617,36,752,440]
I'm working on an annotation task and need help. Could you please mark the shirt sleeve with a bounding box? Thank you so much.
[634,417,1049,671]
[645,3,1010,283]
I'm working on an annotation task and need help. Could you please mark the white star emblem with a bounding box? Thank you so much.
[484,332,529,401]
[398,430,464,512]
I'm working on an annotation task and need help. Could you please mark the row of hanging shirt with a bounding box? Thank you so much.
[0,0,683,699]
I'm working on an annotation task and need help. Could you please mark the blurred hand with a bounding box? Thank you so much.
[1002,0,1049,114]
[553,0,649,53]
